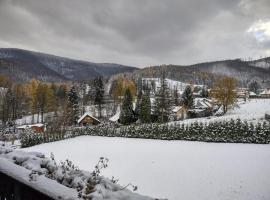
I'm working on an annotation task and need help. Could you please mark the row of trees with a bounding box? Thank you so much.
[0,75,108,126]
[119,72,196,125]
[0,71,239,127]
[0,77,68,124]
[118,74,238,125]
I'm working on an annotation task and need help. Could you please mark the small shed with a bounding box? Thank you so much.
[249,91,257,98]
[77,112,101,126]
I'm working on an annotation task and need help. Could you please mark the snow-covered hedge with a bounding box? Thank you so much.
[21,119,270,148]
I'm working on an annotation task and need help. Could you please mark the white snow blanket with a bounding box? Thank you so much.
[25,136,270,200]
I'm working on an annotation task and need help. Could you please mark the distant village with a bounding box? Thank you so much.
[0,72,269,136]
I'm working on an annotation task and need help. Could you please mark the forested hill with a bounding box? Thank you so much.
[135,58,270,87]
[0,48,138,82]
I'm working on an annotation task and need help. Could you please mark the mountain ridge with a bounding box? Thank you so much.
[135,58,270,87]
[0,48,138,82]
[1,48,269,87]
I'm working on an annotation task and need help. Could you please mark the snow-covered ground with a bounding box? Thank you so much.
[170,98,270,125]
[25,136,270,200]
[15,112,54,125]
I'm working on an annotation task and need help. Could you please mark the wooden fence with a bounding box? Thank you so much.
[0,171,54,200]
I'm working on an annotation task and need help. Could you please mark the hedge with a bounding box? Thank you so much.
[21,119,270,148]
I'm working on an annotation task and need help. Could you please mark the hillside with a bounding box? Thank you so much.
[135,58,270,87]
[0,48,138,82]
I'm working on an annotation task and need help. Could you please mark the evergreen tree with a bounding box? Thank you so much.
[2,87,14,123]
[93,77,104,118]
[134,87,142,116]
[119,88,136,125]
[248,81,261,94]
[201,87,209,98]
[173,86,179,106]
[153,73,172,123]
[67,86,80,125]
[182,85,194,109]
[139,92,151,123]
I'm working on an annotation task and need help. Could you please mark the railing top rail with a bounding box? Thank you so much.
[0,157,79,200]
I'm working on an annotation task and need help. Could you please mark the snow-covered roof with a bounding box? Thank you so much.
[172,106,184,113]
[109,111,120,122]
[195,98,212,109]
[77,112,101,123]
[249,91,256,96]
[260,89,270,95]
[188,108,205,113]
[17,123,44,129]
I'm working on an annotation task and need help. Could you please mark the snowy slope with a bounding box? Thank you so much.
[25,136,270,200]
[142,78,203,92]
[249,58,270,69]
[169,99,270,126]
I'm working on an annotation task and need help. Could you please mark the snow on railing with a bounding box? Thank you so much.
[0,142,162,200]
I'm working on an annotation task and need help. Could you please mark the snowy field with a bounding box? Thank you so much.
[170,98,270,125]
[25,136,270,200]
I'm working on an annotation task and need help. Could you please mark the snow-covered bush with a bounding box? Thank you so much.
[20,119,270,148]
[0,146,158,200]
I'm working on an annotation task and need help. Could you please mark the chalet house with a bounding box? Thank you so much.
[188,98,214,118]
[249,91,257,98]
[16,123,45,133]
[260,89,270,98]
[236,88,249,98]
[77,112,101,126]
[172,106,188,120]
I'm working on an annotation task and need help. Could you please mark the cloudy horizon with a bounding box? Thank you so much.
[0,0,270,67]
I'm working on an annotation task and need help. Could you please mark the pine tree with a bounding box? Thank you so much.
[3,87,14,123]
[67,86,80,125]
[201,87,209,98]
[139,92,151,123]
[173,86,179,106]
[153,73,172,123]
[119,88,136,125]
[181,85,194,109]
[134,87,142,117]
[93,77,104,118]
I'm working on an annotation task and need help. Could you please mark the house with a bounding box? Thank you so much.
[249,91,257,98]
[236,88,249,98]
[260,89,270,98]
[16,123,45,133]
[188,98,214,118]
[172,106,188,120]
[77,112,101,126]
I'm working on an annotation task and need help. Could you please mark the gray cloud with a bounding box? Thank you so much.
[0,0,269,67]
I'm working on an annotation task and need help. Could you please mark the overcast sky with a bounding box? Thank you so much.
[0,0,269,67]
